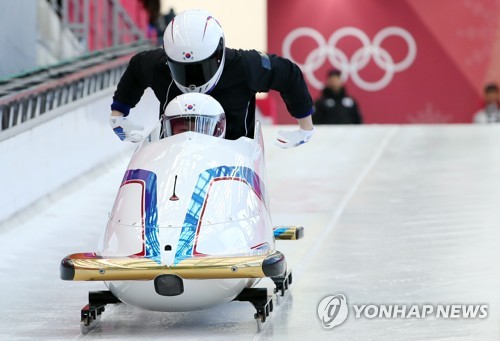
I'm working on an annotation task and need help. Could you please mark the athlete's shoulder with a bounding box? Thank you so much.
[227,49,275,77]
[127,48,168,84]
[132,48,166,63]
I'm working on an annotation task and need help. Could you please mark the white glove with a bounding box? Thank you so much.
[275,128,314,149]
[109,116,144,142]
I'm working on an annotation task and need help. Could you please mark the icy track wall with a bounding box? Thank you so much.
[0,88,158,223]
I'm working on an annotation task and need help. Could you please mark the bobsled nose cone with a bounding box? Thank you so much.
[60,257,75,280]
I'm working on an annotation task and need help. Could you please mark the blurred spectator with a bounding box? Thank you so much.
[157,8,176,46]
[313,70,363,124]
[140,0,162,45]
[163,8,176,26]
[473,83,500,124]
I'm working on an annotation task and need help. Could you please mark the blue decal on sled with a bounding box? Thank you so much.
[122,169,161,264]
[174,166,265,264]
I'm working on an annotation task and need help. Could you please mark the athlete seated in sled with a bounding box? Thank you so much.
[162,94,226,138]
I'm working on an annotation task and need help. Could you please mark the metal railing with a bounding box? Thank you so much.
[0,41,153,141]
[48,0,146,52]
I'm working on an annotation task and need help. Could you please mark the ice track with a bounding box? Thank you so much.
[1,125,500,340]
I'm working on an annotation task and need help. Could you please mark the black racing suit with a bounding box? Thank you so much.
[111,48,313,140]
[313,88,363,125]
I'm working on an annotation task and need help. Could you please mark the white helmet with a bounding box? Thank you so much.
[162,93,226,138]
[163,9,225,94]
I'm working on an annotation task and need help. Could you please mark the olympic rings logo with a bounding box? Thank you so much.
[282,27,417,91]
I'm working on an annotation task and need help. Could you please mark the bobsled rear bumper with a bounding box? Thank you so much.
[60,251,286,281]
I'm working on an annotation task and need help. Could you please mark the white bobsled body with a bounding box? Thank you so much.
[98,126,275,311]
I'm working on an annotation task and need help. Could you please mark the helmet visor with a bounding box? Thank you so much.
[167,38,224,90]
[163,114,226,138]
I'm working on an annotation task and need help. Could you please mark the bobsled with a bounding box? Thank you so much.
[60,93,304,332]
